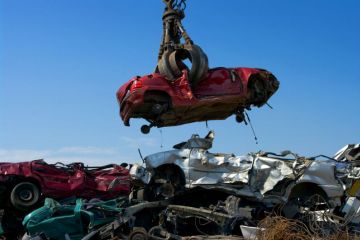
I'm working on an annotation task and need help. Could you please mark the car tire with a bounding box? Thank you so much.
[235,114,245,123]
[141,125,151,134]
[152,166,184,200]
[128,227,148,240]
[10,182,40,211]
[151,103,164,115]
[283,193,329,219]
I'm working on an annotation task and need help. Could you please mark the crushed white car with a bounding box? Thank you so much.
[130,132,353,215]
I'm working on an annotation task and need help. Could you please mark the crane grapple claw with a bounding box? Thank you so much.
[156,0,209,87]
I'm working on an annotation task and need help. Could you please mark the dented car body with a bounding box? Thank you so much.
[0,160,130,211]
[130,132,345,208]
[23,197,128,240]
[117,67,279,133]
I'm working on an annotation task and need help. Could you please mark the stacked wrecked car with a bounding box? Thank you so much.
[0,161,130,239]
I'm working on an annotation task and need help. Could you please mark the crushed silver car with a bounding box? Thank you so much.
[130,131,347,213]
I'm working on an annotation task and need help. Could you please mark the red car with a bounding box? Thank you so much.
[0,160,130,211]
[117,67,279,133]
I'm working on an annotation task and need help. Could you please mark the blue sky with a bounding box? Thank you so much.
[1,0,359,165]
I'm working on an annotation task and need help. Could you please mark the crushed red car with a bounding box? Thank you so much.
[0,160,130,211]
[117,67,279,133]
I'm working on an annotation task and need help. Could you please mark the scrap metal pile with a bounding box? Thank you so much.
[0,162,130,239]
[1,138,360,239]
[1,0,358,240]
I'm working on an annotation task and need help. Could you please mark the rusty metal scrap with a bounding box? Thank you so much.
[166,205,234,229]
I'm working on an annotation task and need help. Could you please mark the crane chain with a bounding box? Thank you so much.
[157,0,209,87]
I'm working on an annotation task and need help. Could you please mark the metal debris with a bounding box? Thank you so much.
[3,141,360,240]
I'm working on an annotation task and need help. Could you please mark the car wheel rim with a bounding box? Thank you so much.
[159,183,175,198]
[19,189,33,201]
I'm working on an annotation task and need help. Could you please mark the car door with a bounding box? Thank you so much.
[193,68,243,97]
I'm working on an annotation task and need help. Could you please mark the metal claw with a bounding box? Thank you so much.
[157,0,209,87]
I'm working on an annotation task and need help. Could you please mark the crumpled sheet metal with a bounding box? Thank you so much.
[180,134,213,150]
[334,144,360,162]
[341,197,360,224]
[142,149,340,198]
[191,153,308,195]
[192,153,253,185]
[332,144,360,197]
[133,134,348,205]
[193,152,344,200]
[299,160,344,202]
[250,156,295,194]
[348,167,360,179]
[0,160,130,200]
[130,163,152,184]
[145,149,191,169]
[145,144,308,196]
[334,144,360,179]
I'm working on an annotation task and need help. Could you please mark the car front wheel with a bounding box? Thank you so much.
[10,182,40,211]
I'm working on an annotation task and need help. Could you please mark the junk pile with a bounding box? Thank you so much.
[1,135,360,239]
[0,162,130,239]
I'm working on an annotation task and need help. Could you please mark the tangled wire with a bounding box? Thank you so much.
[257,216,360,240]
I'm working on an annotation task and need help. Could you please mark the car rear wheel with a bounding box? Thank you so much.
[10,182,40,211]
[145,95,170,117]
[151,103,165,115]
